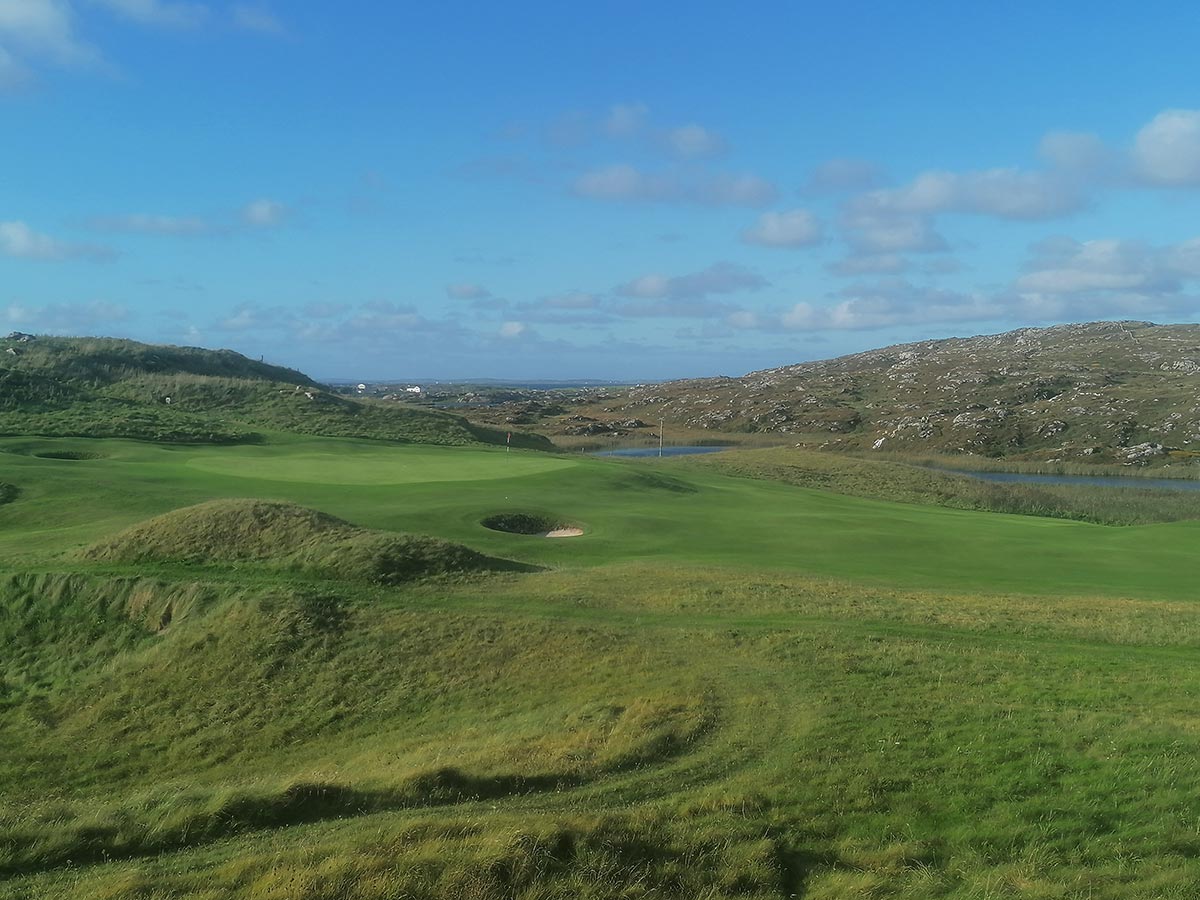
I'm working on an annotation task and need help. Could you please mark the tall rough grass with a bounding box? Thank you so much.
[683,446,1200,525]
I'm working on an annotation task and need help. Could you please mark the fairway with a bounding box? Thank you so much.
[182,442,579,484]
[3,434,1200,898]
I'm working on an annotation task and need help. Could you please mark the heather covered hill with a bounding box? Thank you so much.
[598,321,1200,463]
[0,334,550,449]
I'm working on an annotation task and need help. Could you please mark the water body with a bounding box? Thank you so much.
[593,445,730,458]
[949,469,1200,493]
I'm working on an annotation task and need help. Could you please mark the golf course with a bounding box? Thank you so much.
[3,429,1200,899]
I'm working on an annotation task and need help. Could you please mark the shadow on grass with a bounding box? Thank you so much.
[1,769,584,877]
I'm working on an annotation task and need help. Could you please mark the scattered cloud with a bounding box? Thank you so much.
[602,101,648,138]
[573,164,777,207]
[841,210,948,254]
[445,282,491,300]
[0,0,98,85]
[86,212,213,235]
[826,253,909,276]
[617,262,767,301]
[242,198,288,227]
[779,281,997,331]
[806,158,882,192]
[539,291,597,309]
[742,209,822,248]
[0,45,30,89]
[230,3,283,35]
[216,302,289,332]
[661,123,726,159]
[498,320,527,338]
[453,251,515,266]
[1038,130,1109,174]
[0,220,112,260]
[302,301,349,318]
[89,0,208,29]
[852,167,1086,221]
[1017,237,1175,294]
[1132,109,1200,186]
[1015,234,1200,297]
[3,299,129,329]
[613,262,766,318]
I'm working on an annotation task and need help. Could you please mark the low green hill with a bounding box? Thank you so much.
[81,499,529,584]
[0,335,551,448]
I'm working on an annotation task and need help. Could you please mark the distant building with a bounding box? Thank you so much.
[405,385,422,393]
[356,383,367,392]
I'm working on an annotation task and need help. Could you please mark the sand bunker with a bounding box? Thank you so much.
[482,513,583,538]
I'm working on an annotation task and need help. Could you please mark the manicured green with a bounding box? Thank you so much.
[2,434,1200,898]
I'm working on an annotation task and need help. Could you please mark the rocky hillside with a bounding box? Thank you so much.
[599,321,1200,463]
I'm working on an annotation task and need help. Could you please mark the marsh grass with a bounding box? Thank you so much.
[681,446,1200,524]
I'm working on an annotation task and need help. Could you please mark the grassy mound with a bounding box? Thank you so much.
[0,483,16,505]
[81,499,524,583]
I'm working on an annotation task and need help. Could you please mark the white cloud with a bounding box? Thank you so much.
[3,299,128,329]
[90,0,208,29]
[742,209,822,248]
[663,123,726,158]
[779,281,997,332]
[841,210,948,254]
[602,102,648,137]
[806,158,881,192]
[242,198,288,227]
[230,4,283,34]
[498,320,526,338]
[1038,130,1108,173]
[613,263,766,319]
[302,301,349,319]
[1132,109,1200,186]
[1016,238,1175,294]
[573,164,776,207]
[0,0,97,75]
[0,46,30,89]
[0,220,111,260]
[616,262,766,301]
[1166,238,1200,276]
[854,167,1085,220]
[1015,234,1200,297]
[445,283,491,300]
[87,213,212,235]
[826,253,909,276]
[540,291,596,309]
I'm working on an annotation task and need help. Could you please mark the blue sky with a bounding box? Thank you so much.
[3,1,1200,380]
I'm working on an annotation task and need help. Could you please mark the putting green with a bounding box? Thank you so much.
[183,444,578,485]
